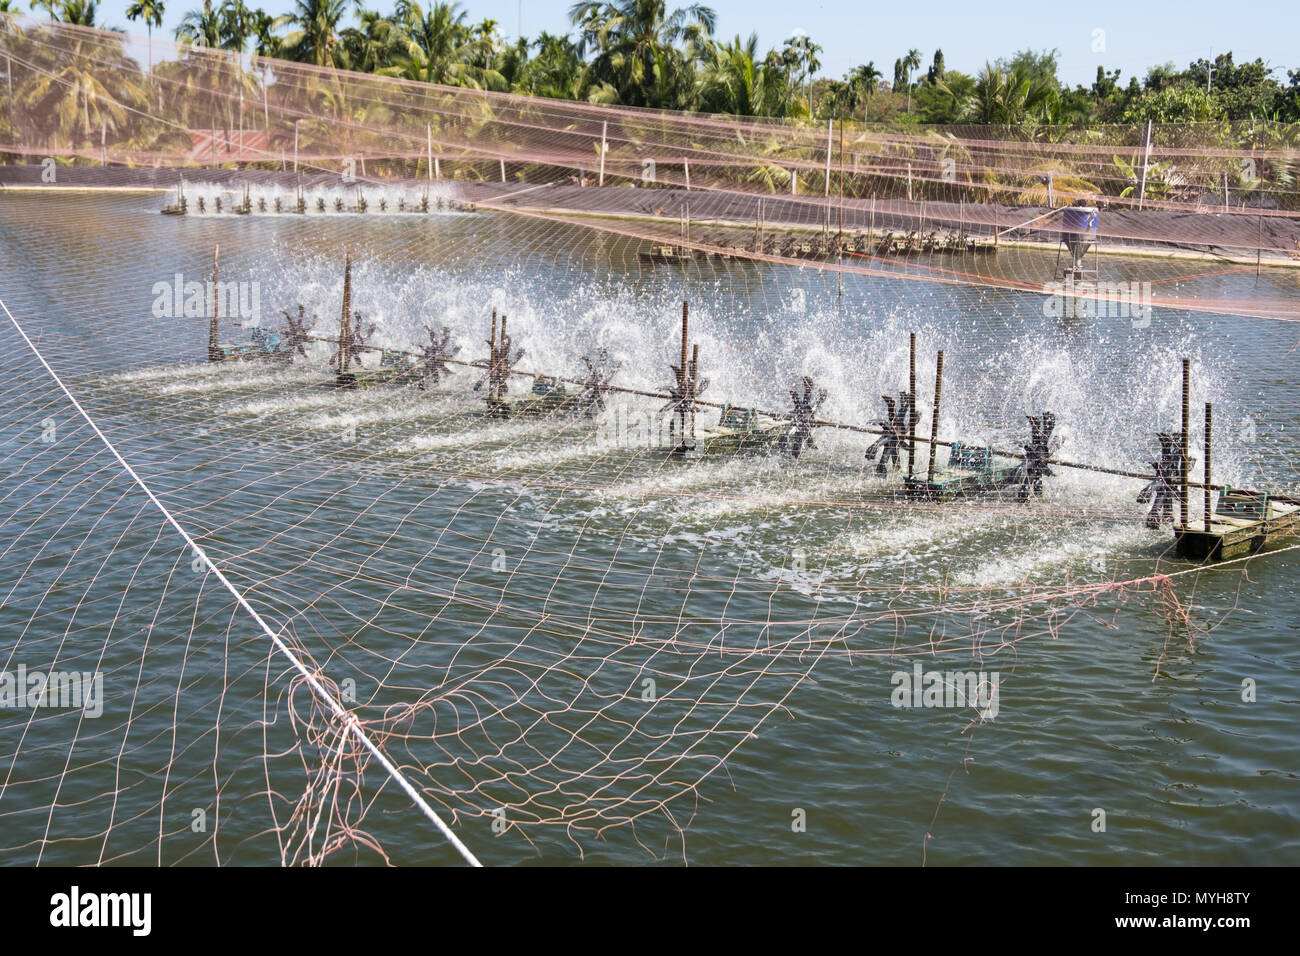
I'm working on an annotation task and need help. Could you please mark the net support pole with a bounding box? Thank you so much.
[500,158,506,183]
[683,157,690,190]
[427,123,433,180]
[926,350,944,484]
[825,118,833,198]
[1180,357,1190,530]
[598,121,607,187]
[1257,214,1264,279]
[907,331,916,477]
[293,122,298,173]
[1137,118,1152,210]
[207,244,220,362]
[1203,402,1213,532]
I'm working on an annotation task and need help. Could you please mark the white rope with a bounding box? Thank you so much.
[0,293,482,868]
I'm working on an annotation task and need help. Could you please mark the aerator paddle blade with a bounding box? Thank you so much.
[780,376,828,459]
[419,325,460,388]
[1137,432,1192,527]
[1015,411,1057,501]
[865,390,914,474]
[578,348,622,416]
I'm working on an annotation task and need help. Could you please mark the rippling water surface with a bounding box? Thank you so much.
[0,191,1296,866]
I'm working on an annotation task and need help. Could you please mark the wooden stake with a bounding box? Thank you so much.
[1203,402,1213,532]
[1180,357,1190,529]
[207,244,220,362]
[927,350,944,484]
[907,331,916,477]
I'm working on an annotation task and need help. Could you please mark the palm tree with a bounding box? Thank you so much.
[56,0,102,24]
[385,2,502,88]
[29,0,59,19]
[782,31,820,116]
[175,0,222,47]
[280,0,348,67]
[848,62,881,122]
[967,60,1056,126]
[339,8,403,74]
[569,0,715,108]
[126,1,164,74]
[218,0,257,52]
[695,33,785,116]
[902,47,921,113]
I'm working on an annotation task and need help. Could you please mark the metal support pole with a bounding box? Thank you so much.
[907,332,916,477]
[1180,357,1190,529]
[207,244,220,362]
[1137,118,1152,210]
[598,121,607,187]
[926,350,944,484]
[1203,402,1213,532]
[825,118,833,198]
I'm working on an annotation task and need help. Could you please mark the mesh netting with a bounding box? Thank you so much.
[1,14,1298,866]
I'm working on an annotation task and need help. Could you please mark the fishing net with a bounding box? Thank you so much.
[1,14,1297,866]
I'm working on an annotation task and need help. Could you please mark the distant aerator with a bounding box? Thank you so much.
[1058,201,1099,281]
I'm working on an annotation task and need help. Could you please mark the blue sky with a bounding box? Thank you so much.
[84,0,1298,88]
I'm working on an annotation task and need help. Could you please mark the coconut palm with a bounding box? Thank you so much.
[569,0,715,108]
[967,60,1057,126]
[126,1,164,74]
[520,31,584,99]
[695,33,786,116]
[175,0,222,47]
[385,2,503,88]
[782,31,820,116]
[280,0,348,67]
[902,47,921,113]
[848,62,881,121]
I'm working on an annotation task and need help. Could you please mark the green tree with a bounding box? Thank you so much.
[695,33,787,116]
[848,61,881,121]
[280,0,348,66]
[569,0,716,108]
[901,47,920,112]
[126,0,165,73]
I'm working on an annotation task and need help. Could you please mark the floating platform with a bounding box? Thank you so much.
[484,376,585,418]
[692,405,794,454]
[1174,488,1300,560]
[903,442,1021,500]
[215,330,285,362]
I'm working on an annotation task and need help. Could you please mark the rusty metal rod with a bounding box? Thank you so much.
[1204,402,1213,532]
[907,331,916,477]
[1181,357,1190,530]
[208,244,220,362]
[927,350,944,484]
